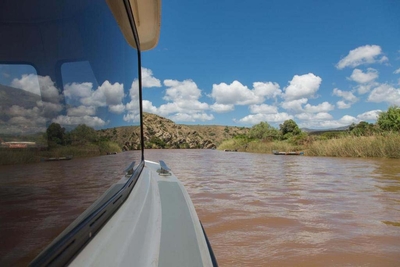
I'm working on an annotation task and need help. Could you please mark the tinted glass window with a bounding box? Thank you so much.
[0,1,141,265]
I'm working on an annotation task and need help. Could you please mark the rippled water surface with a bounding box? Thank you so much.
[145,150,400,267]
[1,149,400,266]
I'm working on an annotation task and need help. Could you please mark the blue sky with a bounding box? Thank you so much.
[141,0,400,128]
[1,0,400,133]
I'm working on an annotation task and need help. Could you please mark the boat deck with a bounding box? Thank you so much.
[69,160,214,267]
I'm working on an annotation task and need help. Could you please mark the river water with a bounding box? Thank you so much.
[1,149,400,266]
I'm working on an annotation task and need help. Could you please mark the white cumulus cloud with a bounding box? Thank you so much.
[355,82,379,95]
[333,88,358,102]
[211,80,281,106]
[139,79,213,123]
[109,104,125,114]
[296,112,333,121]
[238,112,292,125]
[142,100,158,114]
[249,104,278,114]
[304,115,358,129]
[252,82,282,99]
[169,112,214,122]
[283,73,322,101]
[336,45,387,69]
[336,101,351,109]
[123,113,140,123]
[357,110,381,121]
[141,67,161,88]
[164,79,203,102]
[349,68,378,84]
[368,84,400,105]
[394,68,400,74]
[303,102,334,113]
[210,103,234,113]
[281,98,308,113]
[333,88,358,109]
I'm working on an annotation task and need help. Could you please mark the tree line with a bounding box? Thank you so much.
[247,106,400,141]
[46,123,106,147]
[248,119,302,141]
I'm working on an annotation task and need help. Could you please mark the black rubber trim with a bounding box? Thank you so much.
[123,0,145,161]
[200,221,219,267]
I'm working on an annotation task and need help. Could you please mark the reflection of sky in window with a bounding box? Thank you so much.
[0,1,140,131]
[60,61,139,129]
[0,64,40,95]
[61,61,98,86]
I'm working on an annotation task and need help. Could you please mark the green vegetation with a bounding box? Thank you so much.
[146,136,166,149]
[248,121,279,140]
[47,122,66,146]
[280,119,301,138]
[377,106,400,131]
[0,123,122,165]
[306,133,400,158]
[218,106,400,158]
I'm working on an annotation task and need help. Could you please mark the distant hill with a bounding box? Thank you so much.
[0,84,40,109]
[0,84,43,135]
[98,113,250,150]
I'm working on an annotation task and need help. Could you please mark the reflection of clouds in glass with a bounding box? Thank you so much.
[100,81,124,106]
[64,82,93,99]
[123,80,140,122]
[11,74,62,103]
[1,74,64,134]
[62,80,127,125]
[66,80,125,107]
[66,105,96,116]
[2,72,10,78]
[9,115,46,126]
[53,115,107,128]
[8,105,39,117]
[36,101,63,117]
[8,105,45,124]
[11,74,40,95]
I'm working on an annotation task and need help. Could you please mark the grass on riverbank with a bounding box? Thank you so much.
[218,138,302,153]
[218,132,400,158]
[307,133,400,158]
[0,141,122,165]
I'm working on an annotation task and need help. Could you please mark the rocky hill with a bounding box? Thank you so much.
[98,113,249,150]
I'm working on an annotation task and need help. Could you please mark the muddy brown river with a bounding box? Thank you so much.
[1,149,400,266]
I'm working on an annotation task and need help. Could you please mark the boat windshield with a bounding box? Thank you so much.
[0,0,142,265]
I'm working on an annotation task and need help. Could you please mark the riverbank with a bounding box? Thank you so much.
[0,141,122,165]
[217,133,400,158]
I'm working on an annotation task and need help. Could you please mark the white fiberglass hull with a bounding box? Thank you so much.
[70,160,214,267]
